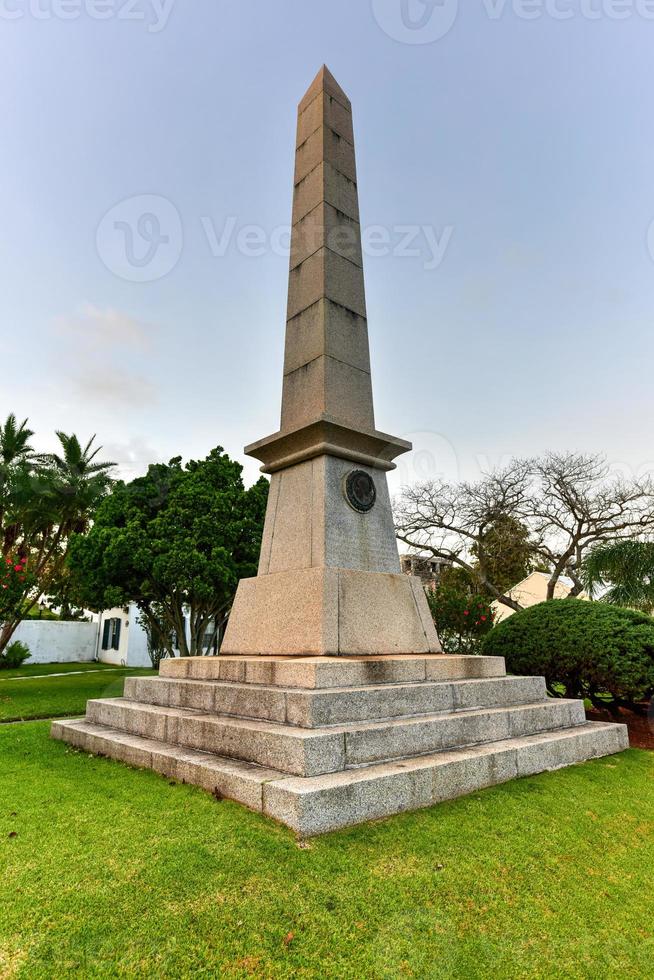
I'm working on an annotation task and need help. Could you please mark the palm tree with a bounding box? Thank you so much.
[0,414,34,466]
[0,429,116,654]
[0,415,36,554]
[582,540,654,613]
[39,432,116,535]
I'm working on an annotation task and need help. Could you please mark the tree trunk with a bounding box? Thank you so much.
[0,618,21,657]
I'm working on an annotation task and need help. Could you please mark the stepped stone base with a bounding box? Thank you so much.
[51,654,628,836]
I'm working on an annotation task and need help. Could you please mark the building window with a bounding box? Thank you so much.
[102,617,122,651]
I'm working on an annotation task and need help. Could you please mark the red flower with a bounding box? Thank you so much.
[463,610,469,616]
[480,615,487,622]
[14,565,22,572]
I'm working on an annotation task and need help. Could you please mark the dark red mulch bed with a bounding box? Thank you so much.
[586,703,654,750]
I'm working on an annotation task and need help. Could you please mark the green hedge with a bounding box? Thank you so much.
[481,599,654,708]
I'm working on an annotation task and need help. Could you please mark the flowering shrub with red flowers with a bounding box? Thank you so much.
[0,555,36,625]
[426,570,495,654]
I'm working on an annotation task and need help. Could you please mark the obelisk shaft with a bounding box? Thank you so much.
[281,66,375,434]
[221,68,441,657]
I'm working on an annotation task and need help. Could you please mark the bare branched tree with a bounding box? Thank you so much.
[527,452,654,600]
[395,452,654,613]
[395,461,532,612]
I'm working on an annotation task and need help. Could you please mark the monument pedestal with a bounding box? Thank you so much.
[52,653,628,836]
[222,567,439,657]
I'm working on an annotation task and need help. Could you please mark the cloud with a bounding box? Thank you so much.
[100,436,164,481]
[70,369,158,409]
[54,304,155,351]
[53,304,159,410]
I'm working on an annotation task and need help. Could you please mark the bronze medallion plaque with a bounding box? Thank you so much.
[345,469,376,513]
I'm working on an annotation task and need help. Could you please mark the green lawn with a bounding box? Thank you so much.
[0,722,652,979]
[0,667,155,722]
[1,661,123,679]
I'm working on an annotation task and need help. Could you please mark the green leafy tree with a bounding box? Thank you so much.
[470,515,534,598]
[139,606,174,669]
[67,448,269,658]
[582,540,654,613]
[0,415,114,652]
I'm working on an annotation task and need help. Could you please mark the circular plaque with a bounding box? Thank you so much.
[344,470,377,513]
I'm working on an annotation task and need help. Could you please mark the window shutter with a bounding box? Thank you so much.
[102,619,111,650]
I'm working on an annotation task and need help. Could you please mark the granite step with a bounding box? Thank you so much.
[123,674,547,728]
[51,718,284,811]
[262,722,629,835]
[84,696,587,777]
[51,717,628,836]
[159,654,507,689]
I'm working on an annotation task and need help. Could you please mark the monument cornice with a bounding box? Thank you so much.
[245,416,412,474]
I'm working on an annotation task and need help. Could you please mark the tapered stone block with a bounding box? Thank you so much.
[293,162,360,226]
[295,126,357,185]
[283,300,371,376]
[287,247,366,320]
[222,567,439,656]
[290,203,362,271]
[296,90,354,148]
[281,356,374,431]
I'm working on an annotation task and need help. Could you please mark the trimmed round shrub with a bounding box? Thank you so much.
[481,599,654,708]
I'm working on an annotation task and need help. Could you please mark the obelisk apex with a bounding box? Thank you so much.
[281,66,375,433]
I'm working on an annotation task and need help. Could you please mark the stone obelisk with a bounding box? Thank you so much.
[221,66,440,657]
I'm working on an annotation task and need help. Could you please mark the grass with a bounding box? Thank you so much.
[1,662,123,679]
[0,667,155,722]
[0,722,652,979]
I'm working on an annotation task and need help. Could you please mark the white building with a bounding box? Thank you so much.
[96,605,222,666]
[96,604,151,667]
[491,571,588,623]
[8,604,224,667]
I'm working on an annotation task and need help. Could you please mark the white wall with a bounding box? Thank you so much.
[13,620,98,664]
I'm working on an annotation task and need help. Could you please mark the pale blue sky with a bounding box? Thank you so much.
[1,1,653,494]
